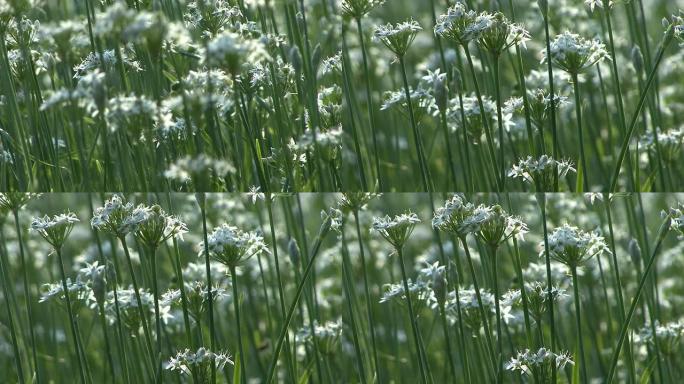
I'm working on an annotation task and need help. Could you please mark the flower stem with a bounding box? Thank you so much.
[230,266,247,384]
[13,210,41,383]
[537,193,557,383]
[150,247,163,384]
[462,44,502,191]
[198,193,217,384]
[571,266,588,383]
[610,29,674,192]
[571,73,589,191]
[398,55,431,193]
[55,248,87,384]
[353,210,381,381]
[266,214,332,383]
[606,216,670,383]
[396,246,428,384]
[119,236,156,381]
[355,17,382,190]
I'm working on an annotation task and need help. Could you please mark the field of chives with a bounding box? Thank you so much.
[0,0,683,191]
[1,192,684,383]
[3,0,684,383]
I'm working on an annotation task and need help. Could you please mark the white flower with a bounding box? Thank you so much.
[371,212,421,249]
[374,19,422,56]
[542,31,610,74]
[199,224,269,267]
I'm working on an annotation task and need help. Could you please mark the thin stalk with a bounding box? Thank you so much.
[0,228,25,383]
[492,57,507,189]
[150,248,163,384]
[606,217,670,383]
[490,245,504,384]
[265,215,332,383]
[355,17,382,190]
[97,300,117,383]
[119,236,156,380]
[396,246,428,384]
[13,210,41,383]
[340,226,368,384]
[462,44,502,191]
[265,196,296,381]
[537,193,557,383]
[398,55,431,192]
[459,236,496,376]
[198,194,217,384]
[230,266,247,384]
[609,28,674,192]
[570,266,588,383]
[438,301,458,380]
[571,73,589,191]
[353,210,381,381]
[541,8,560,190]
[55,248,87,384]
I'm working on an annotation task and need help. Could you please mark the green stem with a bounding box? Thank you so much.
[55,248,87,384]
[396,246,428,384]
[571,266,588,382]
[13,210,41,383]
[353,211,381,381]
[609,29,674,192]
[492,57,506,189]
[398,56,431,192]
[537,193,557,383]
[266,215,332,383]
[490,245,503,384]
[230,266,247,384]
[355,17,382,190]
[571,73,589,191]
[462,44,502,191]
[606,217,670,383]
[197,194,217,384]
[150,248,163,384]
[119,236,156,381]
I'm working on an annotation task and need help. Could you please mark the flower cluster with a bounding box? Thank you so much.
[508,155,576,191]
[371,212,421,249]
[543,31,610,74]
[91,195,141,237]
[167,348,233,381]
[640,127,684,163]
[472,204,528,247]
[341,0,385,19]
[199,224,269,268]
[134,205,188,250]
[374,20,422,57]
[542,224,610,268]
[30,212,79,249]
[298,320,343,355]
[39,278,91,313]
[434,3,491,45]
[478,12,530,56]
[637,320,684,355]
[506,348,574,378]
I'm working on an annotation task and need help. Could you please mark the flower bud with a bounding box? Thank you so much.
[290,45,303,74]
[312,44,322,72]
[433,75,448,113]
[631,45,643,75]
[537,0,548,18]
[288,238,300,267]
[628,238,641,267]
[451,68,462,93]
[432,269,446,306]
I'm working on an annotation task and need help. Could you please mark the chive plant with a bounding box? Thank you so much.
[0,1,681,192]
[1,193,684,382]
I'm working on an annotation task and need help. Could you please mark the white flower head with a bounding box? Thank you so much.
[371,212,421,249]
